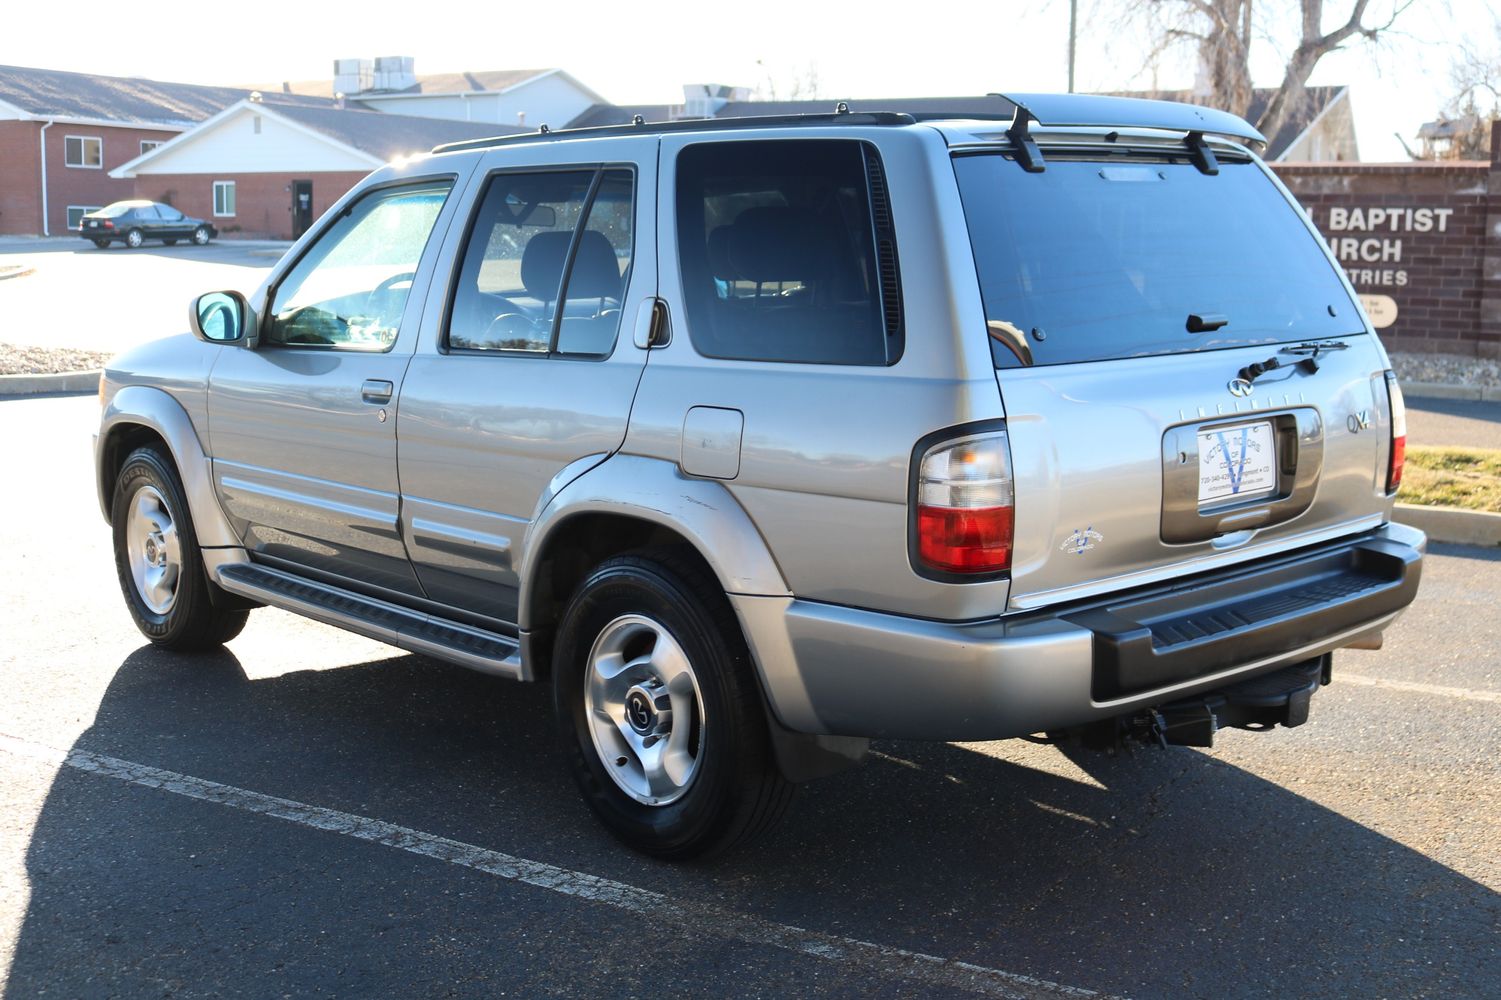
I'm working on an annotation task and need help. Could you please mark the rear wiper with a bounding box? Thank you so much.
[1278,340,1349,374]
[1187,312,1229,333]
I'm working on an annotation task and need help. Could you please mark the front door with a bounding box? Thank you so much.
[291,180,314,239]
[395,140,657,624]
[208,176,462,598]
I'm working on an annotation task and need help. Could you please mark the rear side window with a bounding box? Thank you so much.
[675,139,902,366]
[448,168,634,358]
[953,155,1360,368]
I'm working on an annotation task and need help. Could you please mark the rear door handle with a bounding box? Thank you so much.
[361,379,394,404]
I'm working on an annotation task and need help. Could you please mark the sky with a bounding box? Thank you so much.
[3,0,1496,161]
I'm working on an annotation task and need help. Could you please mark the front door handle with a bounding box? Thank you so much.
[361,379,394,404]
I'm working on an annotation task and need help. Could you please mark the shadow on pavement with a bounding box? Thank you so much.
[7,643,1499,998]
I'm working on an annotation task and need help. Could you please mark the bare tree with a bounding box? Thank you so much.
[753,60,822,102]
[1431,17,1501,159]
[1117,1,1415,139]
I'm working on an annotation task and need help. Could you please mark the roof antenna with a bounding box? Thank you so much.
[994,94,1045,173]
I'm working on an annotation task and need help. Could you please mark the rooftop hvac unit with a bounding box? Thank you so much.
[373,56,417,92]
[333,58,373,96]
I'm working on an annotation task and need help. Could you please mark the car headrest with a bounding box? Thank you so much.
[565,230,625,299]
[727,207,832,282]
[520,231,572,300]
[520,230,623,301]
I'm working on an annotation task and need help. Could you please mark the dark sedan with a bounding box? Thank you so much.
[80,201,216,249]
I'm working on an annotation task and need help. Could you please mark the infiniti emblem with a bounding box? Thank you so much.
[1227,378,1254,398]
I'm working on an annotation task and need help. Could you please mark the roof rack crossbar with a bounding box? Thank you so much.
[431,110,918,154]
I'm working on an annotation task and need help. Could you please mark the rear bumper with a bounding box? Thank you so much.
[735,522,1425,741]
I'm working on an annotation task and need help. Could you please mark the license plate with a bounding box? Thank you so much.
[1198,421,1277,505]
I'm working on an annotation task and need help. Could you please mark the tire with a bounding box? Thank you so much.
[91,238,110,249]
[111,446,249,650]
[553,553,793,859]
[163,238,177,246]
[124,228,144,249]
[192,226,211,246]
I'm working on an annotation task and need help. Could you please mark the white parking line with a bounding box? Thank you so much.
[1339,674,1501,704]
[0,733,1114,1000]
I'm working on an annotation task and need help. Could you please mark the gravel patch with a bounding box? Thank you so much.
[1390,351,1501,388]
[0,342,111,376]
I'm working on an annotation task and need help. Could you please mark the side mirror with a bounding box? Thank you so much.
[188,291,256,345]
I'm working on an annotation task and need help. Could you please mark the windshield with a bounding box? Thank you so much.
[952,153,1362,368]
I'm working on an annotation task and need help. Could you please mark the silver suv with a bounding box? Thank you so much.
[96,94,1424,857]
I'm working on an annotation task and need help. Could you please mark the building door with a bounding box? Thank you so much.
[291,180,314,238]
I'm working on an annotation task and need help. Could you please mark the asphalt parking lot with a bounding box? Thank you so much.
[0,237,283,355]
[0,392,1497,999]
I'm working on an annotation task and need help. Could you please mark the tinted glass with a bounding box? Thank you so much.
[556,170,634,357]
[98,203,134,218]
[953,154,1361,368]
[448,171,594,353]
[676,140,895,365]
[267,181,452,350]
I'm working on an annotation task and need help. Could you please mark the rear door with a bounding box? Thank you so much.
[951,149,1396,611]
[394,138,656,624]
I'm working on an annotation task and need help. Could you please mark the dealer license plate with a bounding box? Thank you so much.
[1198,421,1277,505]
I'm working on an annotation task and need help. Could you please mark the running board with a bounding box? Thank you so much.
[215,563,524,681]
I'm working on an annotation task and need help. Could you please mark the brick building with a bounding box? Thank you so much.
[1271,121,1501,359]
[0,64,335,236]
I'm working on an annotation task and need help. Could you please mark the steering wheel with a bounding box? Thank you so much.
[480,312,544,351]
[362,271,416,317]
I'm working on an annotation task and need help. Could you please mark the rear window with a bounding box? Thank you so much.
[953,154,1361,368]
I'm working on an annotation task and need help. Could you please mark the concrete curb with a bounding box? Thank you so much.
[0,266,35,281]
[1393,503,1501,546]
[1399,381,1501,403]
[0,369,100,396]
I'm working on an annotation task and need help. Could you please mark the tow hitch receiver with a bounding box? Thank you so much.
[1066,655,1331,752]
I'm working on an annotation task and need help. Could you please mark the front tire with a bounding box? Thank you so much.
[192,226,211,246]
[111,446,248,649]
[124,228,144,248]
[91,238,110,249]
[553,554,792,859]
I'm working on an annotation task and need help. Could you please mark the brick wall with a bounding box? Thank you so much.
[1271,121,1500,359]
[133,171,369,239]
[0,121,182,236]
[0,120,44,235]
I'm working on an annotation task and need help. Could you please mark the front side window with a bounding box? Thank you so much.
[448,167,634,357]
[213,181,236,217]
[64,136,102,168]
[675,139,901,366]
[266,181,453,351]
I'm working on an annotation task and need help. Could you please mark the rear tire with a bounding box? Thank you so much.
[111,446,249,650]
[124,228,143,249]
[553,553,792,859]
[91,238,110,249]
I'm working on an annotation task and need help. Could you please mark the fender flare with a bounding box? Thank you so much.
[96,384,240,549]
[518,454,789,632]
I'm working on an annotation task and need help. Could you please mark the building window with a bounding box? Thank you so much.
[140,140,163,155]
[213,181,236,218]
[64,136,102,168]
[66,206,103,230]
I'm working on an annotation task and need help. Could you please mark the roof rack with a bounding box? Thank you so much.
[431,109,917,154]
[994,92,1264,147]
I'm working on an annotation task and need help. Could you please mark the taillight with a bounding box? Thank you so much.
[1384,371,1406,493]
[103,220,114,229]
[915,431,1014,574]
